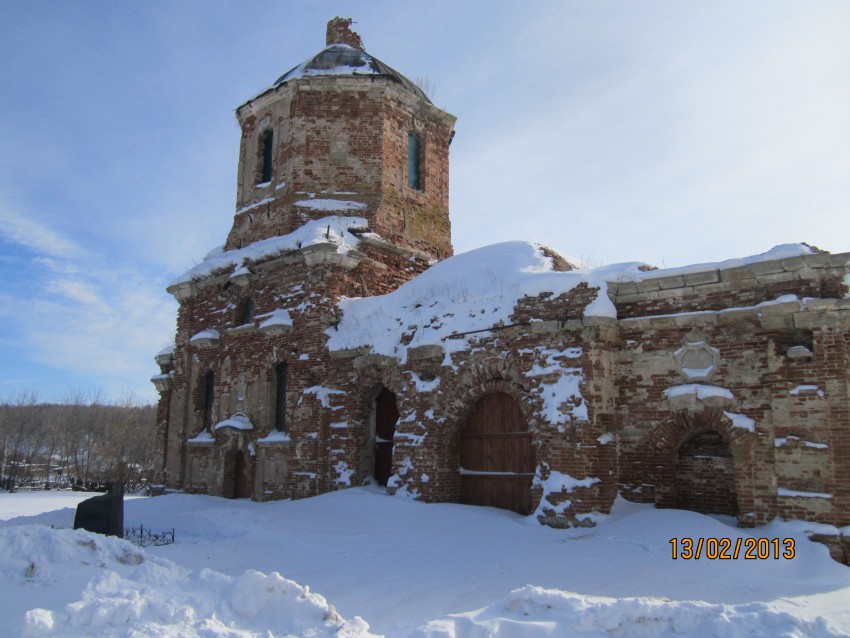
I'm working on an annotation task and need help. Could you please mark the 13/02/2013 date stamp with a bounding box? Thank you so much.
[670,537,795,559]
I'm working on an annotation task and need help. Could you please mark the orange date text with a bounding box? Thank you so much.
[669,537,795,560]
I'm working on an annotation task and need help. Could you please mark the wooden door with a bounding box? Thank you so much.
[233,450,252,499]
[460,392,534,514]
[374,388,398,486]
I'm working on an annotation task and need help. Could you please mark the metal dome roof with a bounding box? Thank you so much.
[272,44,429,102]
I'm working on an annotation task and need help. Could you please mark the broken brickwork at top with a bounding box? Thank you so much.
[326,17,363,49]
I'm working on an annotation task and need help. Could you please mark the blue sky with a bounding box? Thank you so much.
[1,1,848,404]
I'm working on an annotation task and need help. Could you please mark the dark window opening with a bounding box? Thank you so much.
[274,362,288,431]
[239,298,254,325]
[202,369,215,431]
[772,328,814,352]
[259,130,273,184]
[407,132,421,189]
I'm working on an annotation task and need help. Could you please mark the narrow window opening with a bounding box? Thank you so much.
[203,369,215,431]
[259,130,273,184]
[239,298,254,325]
[274,362,288,431]
[407,132,421,189]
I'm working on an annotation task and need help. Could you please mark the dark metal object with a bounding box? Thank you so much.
[73,484,124,538]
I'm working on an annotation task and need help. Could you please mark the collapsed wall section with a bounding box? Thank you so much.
[610,249,850,528]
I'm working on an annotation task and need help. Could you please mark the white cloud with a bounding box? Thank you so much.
[10,268,176,402]
[34,257,80,275]
[0,204,80,259]
[45,279,105,308]
[449,2,850,267]
[0,205,176,401]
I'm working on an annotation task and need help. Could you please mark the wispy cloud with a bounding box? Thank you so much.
[0,204,80,259]
[0,199,176,401]
[45,279,106,309]
[3,265,176,402]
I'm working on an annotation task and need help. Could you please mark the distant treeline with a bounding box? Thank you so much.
[0,392,157,493]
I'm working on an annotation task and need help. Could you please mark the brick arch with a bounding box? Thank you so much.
[347,376,406,488]
[412,366,533,505]
[439,370,541,513]
[642,408,756,523]
[445,369,536,434]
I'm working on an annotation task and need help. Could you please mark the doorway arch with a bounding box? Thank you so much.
[224,449,253,499]
[373,388,398,486]
[674,430,738,516]
[459,392,535,514]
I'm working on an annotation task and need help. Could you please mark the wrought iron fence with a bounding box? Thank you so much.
[124,525,175,547]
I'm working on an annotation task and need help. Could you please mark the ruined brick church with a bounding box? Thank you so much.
[152,18,850,551]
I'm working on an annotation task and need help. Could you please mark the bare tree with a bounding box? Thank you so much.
[0,391,157,492]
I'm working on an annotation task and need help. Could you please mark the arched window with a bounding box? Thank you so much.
[239,298,254,325]
[202,369,215,431]
[407,132,421,189]
[274,362,288,431]
[259,130,273,184]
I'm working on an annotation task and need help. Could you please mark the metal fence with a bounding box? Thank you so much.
[124,525,175,547]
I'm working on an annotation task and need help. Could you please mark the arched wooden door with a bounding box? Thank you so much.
[675,431,737,516]
[460,392,534,514]
[374,388,398,486]
[233,450,253,499]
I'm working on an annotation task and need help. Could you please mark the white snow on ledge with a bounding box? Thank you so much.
[664,384,734,400]
[188,430,214,443]
[294,198,366,212]
[257,430,292,443]
[172,216,368,285]
[303,386,345,409]
[213,413,254,431]
[775,436,829,449]
[236,196,274,215]
[258,308,293,329]
[778,488,832,499]
[723,411,755,432]
[790,385,825,397]
[190,329,220,343]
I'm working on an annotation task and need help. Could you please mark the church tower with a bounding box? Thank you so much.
[226,17,456,260]
[154,19,457,500]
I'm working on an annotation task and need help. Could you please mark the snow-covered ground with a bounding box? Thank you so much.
[1,488,849,637]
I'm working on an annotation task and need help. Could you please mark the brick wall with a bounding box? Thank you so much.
[228,76,455,260]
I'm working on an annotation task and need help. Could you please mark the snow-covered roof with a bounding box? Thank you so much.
[610,243,815,283]
[270,44,428,102]
[326,241,827,361]
[171,216,366,286]
[327,241,637,360]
